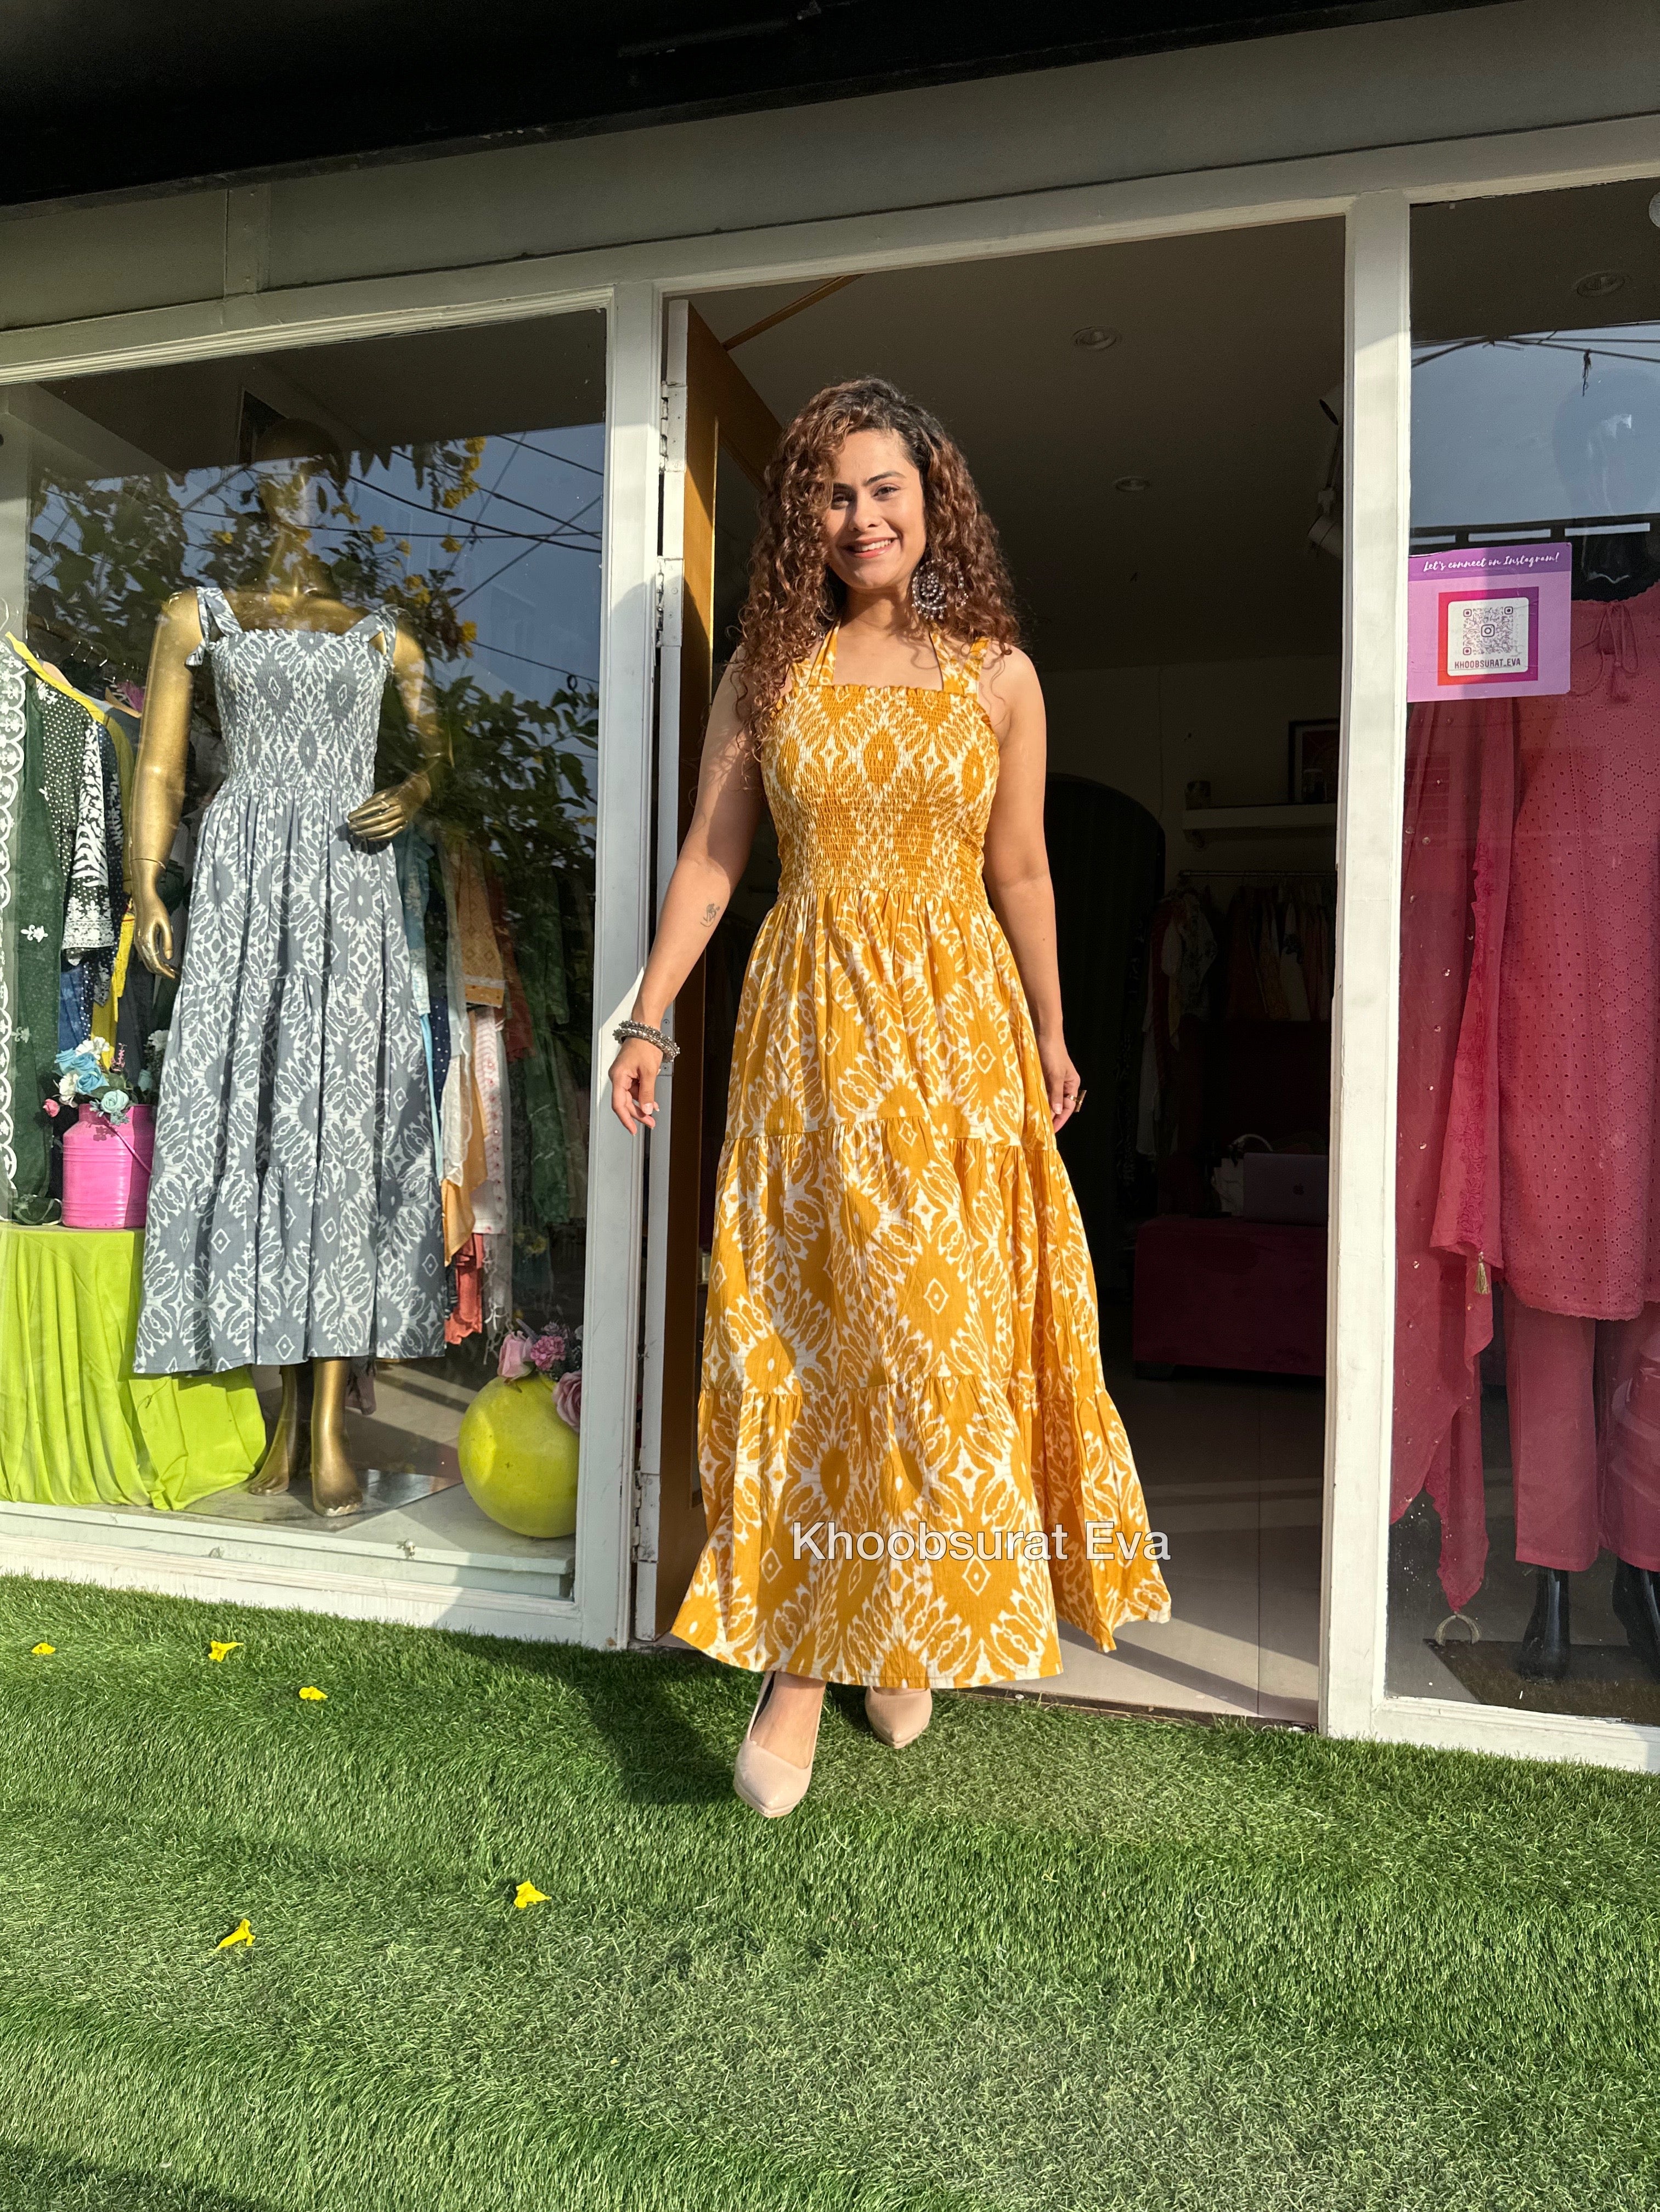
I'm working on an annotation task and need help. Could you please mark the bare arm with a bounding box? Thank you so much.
[979,648,1082,1132]
[608,658,766,1135]
[347,622,451,842]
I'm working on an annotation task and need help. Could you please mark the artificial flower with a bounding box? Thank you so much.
[100,1089,131,1119]
[57,1074,77,1102]
[30,1642,54,1656]
[528,1334,561,1374]
[555,1370,582,1434]
[148,1030,170,1052]
[513,1882,550,1910]
[54,1041,106,1094]
[498,1332,530,1382]
[208,1640,241,1662]
[42,1099,58,1119]
[298,1685,328,1702]
[215,1919,253,1951]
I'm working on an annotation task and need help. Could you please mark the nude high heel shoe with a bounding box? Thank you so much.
[732,1672,818,1818]
[866,1685,932,1749]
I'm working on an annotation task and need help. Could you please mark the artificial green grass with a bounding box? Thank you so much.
[0,1577,1657,2212]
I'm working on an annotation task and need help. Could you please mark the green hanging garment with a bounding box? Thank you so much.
[7,669,70,1221]
[516,900,571,1228]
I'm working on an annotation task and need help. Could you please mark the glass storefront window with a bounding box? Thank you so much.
[0,313,604,1600]
[1390,180,1660,1721]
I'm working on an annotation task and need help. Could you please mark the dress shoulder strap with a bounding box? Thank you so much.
[934,630,990,697]
[186,584,240,667]
[350,605,399,662]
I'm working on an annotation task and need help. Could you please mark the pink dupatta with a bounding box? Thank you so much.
[1393,695,1518,1610]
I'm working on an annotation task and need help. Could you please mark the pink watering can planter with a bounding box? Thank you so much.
[61,1103,154,1229]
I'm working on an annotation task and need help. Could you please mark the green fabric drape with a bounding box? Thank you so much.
[0,1224,264,1509]
[517,905,572,1228]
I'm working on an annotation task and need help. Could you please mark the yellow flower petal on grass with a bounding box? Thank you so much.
[208,1641,241,1662]
[298,1685,328,1702]
[30,1643,54,1657]
[216,1919,253,1951]
[513,1882,550,1910]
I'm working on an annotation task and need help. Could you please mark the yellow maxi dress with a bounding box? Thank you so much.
[671,627,1171,1688]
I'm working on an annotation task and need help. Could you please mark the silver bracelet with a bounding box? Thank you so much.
[613,1018,681,1064]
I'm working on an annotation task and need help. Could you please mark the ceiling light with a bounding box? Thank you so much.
[1650,190,1660,229]
[1114,476,1151,493]
[1574,270,1628,298]
[1073,326,1121,351]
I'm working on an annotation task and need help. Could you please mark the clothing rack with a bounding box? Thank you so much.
[1409,510,1660,550]
[1175,868,1336,883]
[25,612,141,686]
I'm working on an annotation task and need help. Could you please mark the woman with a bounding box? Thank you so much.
[608,377,1169,1816]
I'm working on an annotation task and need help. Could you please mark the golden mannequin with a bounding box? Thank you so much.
[129,418,450,1515]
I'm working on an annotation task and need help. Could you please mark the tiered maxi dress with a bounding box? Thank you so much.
[671,627,1171,1690]
[134,588,447,1375]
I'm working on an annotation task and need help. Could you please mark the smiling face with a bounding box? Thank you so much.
[821,427,928,600]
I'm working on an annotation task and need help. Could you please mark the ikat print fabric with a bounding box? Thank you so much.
[134,588,445,1373]
[670,628,1172,1689]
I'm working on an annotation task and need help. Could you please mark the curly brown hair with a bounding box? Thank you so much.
[733,376,1019,742]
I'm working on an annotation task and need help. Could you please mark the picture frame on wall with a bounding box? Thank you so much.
[1288,718,1340,805]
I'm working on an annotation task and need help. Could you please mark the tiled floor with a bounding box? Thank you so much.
[1040,1317,1324,1724]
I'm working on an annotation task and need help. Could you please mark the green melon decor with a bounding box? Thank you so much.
[457,1328,581,1539]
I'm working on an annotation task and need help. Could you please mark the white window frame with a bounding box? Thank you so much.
[0,112,1656,1763]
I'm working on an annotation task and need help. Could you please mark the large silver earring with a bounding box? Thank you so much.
[911,557,947,620]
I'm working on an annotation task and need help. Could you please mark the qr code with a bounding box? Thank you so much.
[1446,593,1528,677]
[1459,602,1517,658]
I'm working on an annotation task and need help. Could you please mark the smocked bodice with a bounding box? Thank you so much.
[763,628,997,902]
[188,585,397,800]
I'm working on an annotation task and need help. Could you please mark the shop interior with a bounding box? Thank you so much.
[0,313,606,1612]
[1386,177,1660,1724]
[675,217,1347,1723]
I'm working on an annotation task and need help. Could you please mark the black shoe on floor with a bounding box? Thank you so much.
[1516,1567,1571,1681]
[1612,1560,1660,1682]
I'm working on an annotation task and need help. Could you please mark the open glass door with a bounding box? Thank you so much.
[636,301,780,1637]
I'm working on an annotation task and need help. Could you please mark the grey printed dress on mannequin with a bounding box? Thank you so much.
[133,586,445,1373]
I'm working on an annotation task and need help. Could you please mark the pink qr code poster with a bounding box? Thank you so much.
[1407,542,1571,702]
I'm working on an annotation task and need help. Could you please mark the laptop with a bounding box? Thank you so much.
[1241,1152,1329,1224]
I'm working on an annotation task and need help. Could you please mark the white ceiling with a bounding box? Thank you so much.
[694,217,1346,672]
[48,313,607,474]
[1411,177,1660,345]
